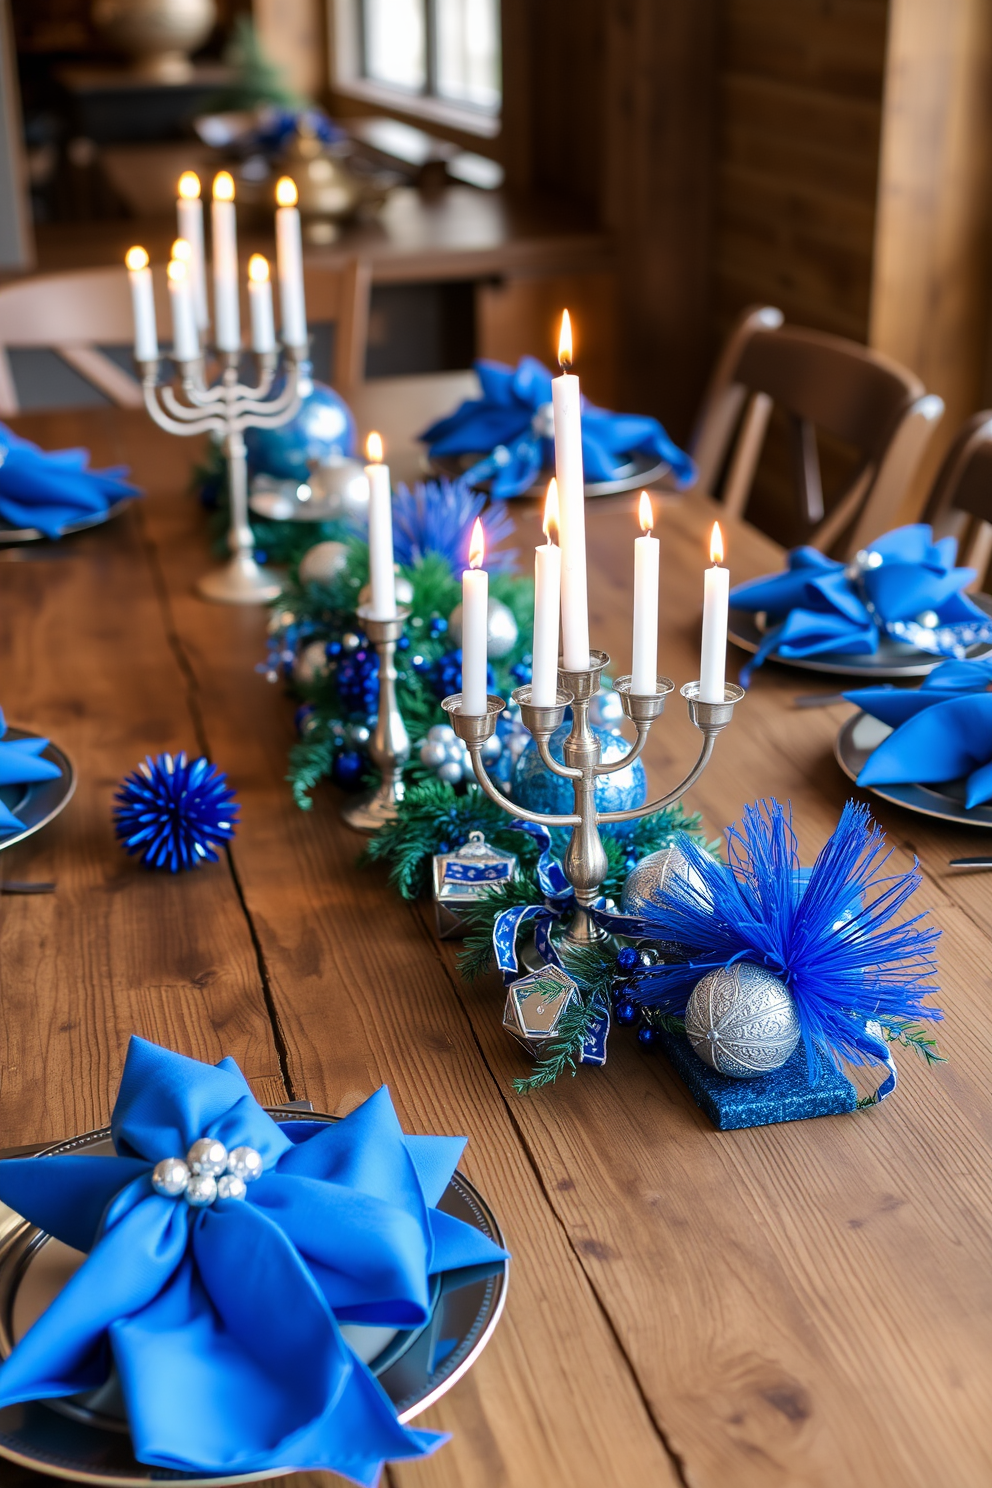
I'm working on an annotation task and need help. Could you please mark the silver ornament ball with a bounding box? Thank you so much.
[293,640,330,685]
[184,1172,218,1207]
[216,1173,247,1201]
[437,761,463,785]
[359,575,414,608]
[227,1146,263,1183]
[151,1157,190,1197]
[186,1137,229,1177]
[298,541,350,587]
[447,598,519,659]
[427,724,457,746]
[480,732,502,765]
[621,845,704,918]
[420,739,450,770]
[685,961,801,1079]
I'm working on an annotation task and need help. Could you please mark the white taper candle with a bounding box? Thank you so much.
[177,172,208,331]
[552,310,590,671]
[275,176,308,349]
[211,172,240,354]
[461,518,489,716]
[167,256,199,362]
[125,246,158,362]
[631,491,660,694]
[699,521,729,703]
[532,479,562,706]
[365,432,396,620]
[248,255,277,354]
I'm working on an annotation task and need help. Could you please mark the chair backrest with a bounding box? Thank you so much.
[349,369,481,486]
[688,306,943,557]
[922,411,992,588]
[0,258,371,414]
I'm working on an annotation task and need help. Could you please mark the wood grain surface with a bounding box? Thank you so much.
[1,407,991,1487]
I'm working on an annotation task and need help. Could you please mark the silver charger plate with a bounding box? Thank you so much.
[0,499,131,547]
[431,450,670,499]
[0,728,75,853]
[835,710,992,828]
[729,591,992,678]
[0,1110,508,1485]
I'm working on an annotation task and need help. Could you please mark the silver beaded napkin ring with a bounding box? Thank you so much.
[151,1139,263,1207]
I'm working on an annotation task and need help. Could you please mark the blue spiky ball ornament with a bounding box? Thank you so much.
[114,752,240,872]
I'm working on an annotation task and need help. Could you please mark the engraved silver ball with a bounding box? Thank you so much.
[621,845,704,918]
[184,1172,218,1207]
[226,1146,263,1183]
[186,1137,229,1177]
[151,1157,190,1197]
[216,1173,247,1201]
[685,961,801,1079]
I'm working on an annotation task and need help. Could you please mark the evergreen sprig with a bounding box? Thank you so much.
[511,998,603,1094]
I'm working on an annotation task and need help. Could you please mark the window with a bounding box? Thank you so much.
[358,0,500,114]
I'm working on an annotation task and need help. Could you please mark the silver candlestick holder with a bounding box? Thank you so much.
[138,347,304,604]
[341,605,411,832]
[443,650,743,957]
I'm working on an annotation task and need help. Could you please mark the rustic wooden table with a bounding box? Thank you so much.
[1,408,990,1488]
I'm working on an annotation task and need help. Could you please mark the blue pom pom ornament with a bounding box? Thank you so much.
[114,753,239,872]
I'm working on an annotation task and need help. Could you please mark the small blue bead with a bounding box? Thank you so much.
[614,1000,637,1025]
[637,1026,658,1049]
[398,636,411,650]
[616,946,640,974]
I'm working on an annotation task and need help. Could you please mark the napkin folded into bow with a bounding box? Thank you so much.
[844,658,992,807]
[0,1037,508,1483]
[0,707,62,834]
[730,525,992,683]
[420,356,695,498]
[0,422,138,538]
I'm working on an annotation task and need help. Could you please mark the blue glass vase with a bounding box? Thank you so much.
[510,723,647,841]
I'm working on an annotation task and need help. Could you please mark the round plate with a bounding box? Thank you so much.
[0,1111,508,1485]
[0,499,131,547]
[835,710,992,828]
[431,451,670,499]
[729,591,992,678]
[0,728,75,852]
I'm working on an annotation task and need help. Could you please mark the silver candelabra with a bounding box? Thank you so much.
[442,653,743,954]
[341,606,411,832]
[138,348,303,604]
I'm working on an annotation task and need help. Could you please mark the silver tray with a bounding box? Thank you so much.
[0,1110,508,1485]
[0,499,131,547]
[0,728,75,852]
[729,591,992,678]
[431,450,671,499]
[835,710,992,828]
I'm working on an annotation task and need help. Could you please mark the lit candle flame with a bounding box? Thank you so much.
[213,171,235,202]
[469,517,485,570]
[543,479,560,544]
[178,171,201,200]
[248,253,270,283]
[276,176,299,208]
[710,521,724,565]
[638,491,654,535]
[365,431,384,464]
[125,246,148,271]
[171,237,192,262]
[558,309,573,370]
[167,258,188,282]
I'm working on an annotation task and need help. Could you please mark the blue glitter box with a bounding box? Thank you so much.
[658,1033,858,1130]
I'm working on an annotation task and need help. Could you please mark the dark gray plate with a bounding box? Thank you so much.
[0,1111,508,1485]
[0,728,75,853]
[0,499,131,547]
[432,450,670,498]
[729,591,992,678]
[835,710,992,828]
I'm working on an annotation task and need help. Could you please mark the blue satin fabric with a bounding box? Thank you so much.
[0,1038,509,1483]
[844,658,992,807]
[0,707,61,834]
[729,526,990,682]
[0,423,138,538]
[420,356,696,498]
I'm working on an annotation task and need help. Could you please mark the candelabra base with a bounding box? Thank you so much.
[196,554,282,605]
[341,777,405,833]
[517,914,618,975]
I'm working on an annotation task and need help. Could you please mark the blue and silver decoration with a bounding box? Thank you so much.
[510,722,647,834]
[113,752,239,873]
[685,962,801,1078]
[151,1141,263,1207]
[432,829,518,938]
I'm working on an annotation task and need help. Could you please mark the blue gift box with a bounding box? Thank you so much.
[657,1032,858,1130]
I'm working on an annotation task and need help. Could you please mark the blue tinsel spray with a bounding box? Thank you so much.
[631,799,941,1080]
[391,478,516,573]
[114,753,240,872]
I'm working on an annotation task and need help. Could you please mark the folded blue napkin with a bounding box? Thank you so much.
[730,525,992,683]
[0,1037,508,1483]
[0,423,138,538]
[844,658,992,807]
[0,707,62,834]
[420,356,696,498]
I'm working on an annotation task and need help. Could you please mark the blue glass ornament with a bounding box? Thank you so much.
[332,750,365,790]
[335,646,379,715]
[114,753,239,873]
[616,946,640,974]
[510,723,647,838]
[637,1026,658,1049]
[245,373,355,482]
[614,999,637,1025]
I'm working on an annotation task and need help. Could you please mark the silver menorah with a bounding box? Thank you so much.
[138,349,303,604]
[442,653,743,956]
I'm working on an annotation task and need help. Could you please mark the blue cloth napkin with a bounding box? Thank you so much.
[729,525,992,683]
[0,1037,508,1483]
[0,423,138,538]
[420,356,696,498]
[844,658,992,807]
[0,707,61,834]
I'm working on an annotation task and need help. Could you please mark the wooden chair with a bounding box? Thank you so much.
[686,305,944,558]
[349,369,481,486]
[0,258,371,414]
[922,411,992,589]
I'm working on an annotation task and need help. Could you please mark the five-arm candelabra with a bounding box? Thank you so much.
[138,348,303,604]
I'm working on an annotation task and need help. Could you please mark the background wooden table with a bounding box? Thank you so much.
[1,408,991,1488]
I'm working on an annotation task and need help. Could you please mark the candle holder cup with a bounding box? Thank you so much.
[341,605,412,833]
[443,657,742,965]
[137,345,305,604]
